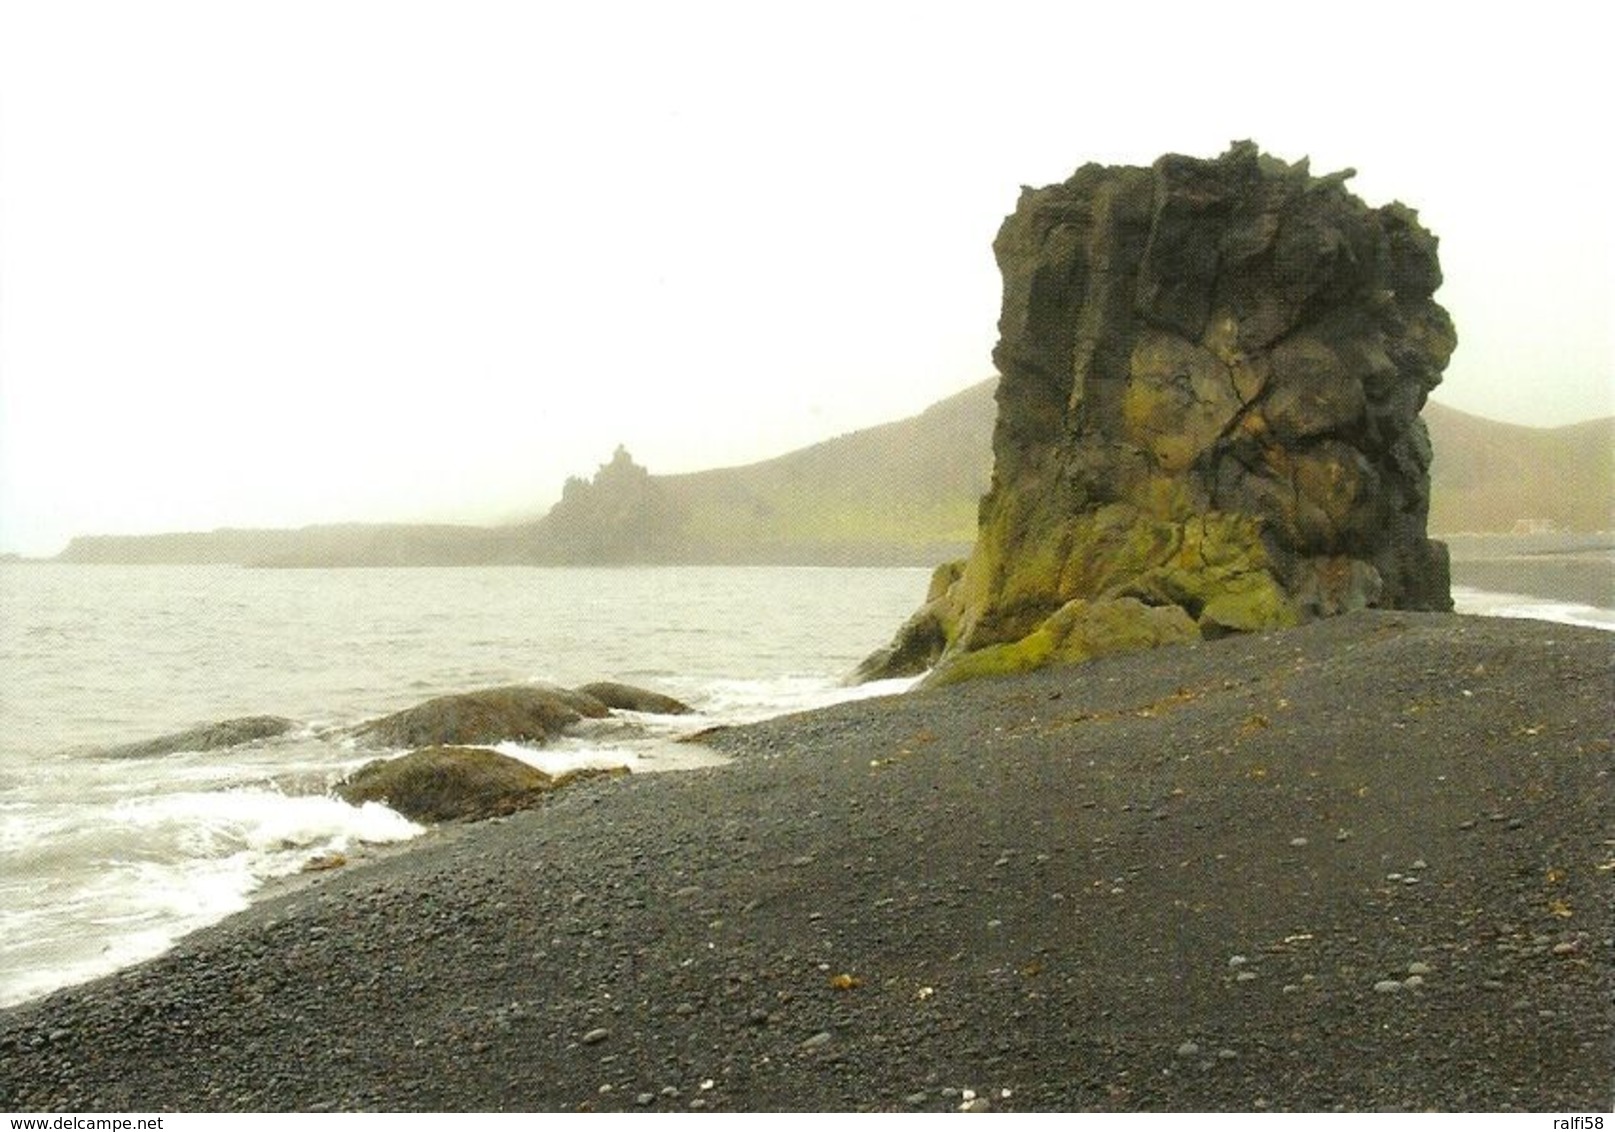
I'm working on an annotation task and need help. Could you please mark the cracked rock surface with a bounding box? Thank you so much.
[860,142,1456,685]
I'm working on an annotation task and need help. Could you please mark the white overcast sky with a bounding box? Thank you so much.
[1,1,1610,555]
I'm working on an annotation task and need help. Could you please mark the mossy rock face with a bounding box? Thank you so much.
[858,142,1453,686]
[921,626,1057,688]
[926,559,967,603]
[1046,597,1202,662]
[352,685,609,750]
[1197,579,1298,635]
[923,597,1199,688]
[1057,504,1186,601]
[1115,513,1299,632]
[876,507,1299,684]
[336,746,624,823]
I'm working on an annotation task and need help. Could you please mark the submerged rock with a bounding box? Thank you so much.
[352,685,609,749]
[575,682,693,715]
[862,142,1455,685]
[335,746,624,823]
[97,715,296,759]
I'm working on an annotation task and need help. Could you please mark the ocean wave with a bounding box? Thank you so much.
[0,787,421,1008]
[1451,586,1615,631]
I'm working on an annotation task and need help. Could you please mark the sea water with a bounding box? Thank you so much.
[1,563,1609,1009]
[0,564,925,1007]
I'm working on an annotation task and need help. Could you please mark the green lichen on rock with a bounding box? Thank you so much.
[1113,512,1298,634]
[859,142,1454,686]
[924,597,1200,688]
[921,625,1056,688]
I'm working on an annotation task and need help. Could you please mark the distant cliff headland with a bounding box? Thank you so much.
[56,380,993,568]
[52,377,1610,569]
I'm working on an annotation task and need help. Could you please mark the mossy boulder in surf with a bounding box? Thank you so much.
[336,746,624,823]
[352,685,609,749]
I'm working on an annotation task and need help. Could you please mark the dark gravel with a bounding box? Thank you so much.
[2,610,1610,1112]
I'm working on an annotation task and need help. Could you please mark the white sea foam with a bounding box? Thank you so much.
[691,671,920,723]
[1451,585,1615,631]
[485,673,921,778]
[0,787,421,1007]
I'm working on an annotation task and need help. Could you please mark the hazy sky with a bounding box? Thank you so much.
[2,1,1610,555]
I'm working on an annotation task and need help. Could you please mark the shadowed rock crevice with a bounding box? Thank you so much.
[860,142,1455,685]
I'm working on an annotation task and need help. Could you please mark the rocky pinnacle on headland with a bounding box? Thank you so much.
[860,142,1457,685]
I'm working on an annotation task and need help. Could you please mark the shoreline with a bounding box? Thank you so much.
[1447,535,1613,611]
[1450,558,1613,613]
[2,609,1609,1112]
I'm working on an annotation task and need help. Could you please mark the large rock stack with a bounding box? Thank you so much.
[860,142,1456,685]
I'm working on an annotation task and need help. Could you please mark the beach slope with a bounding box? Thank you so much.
[1,611,1609,1112]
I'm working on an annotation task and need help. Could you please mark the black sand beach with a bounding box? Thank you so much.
[2,610,1610,1112]
[1448,535,1614,612]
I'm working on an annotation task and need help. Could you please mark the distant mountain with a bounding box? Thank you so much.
[1423,402,1613,534]
[50,383,995,567]
[502,381,995,565]
[652,379,993,562]
[50,382,1609,566]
